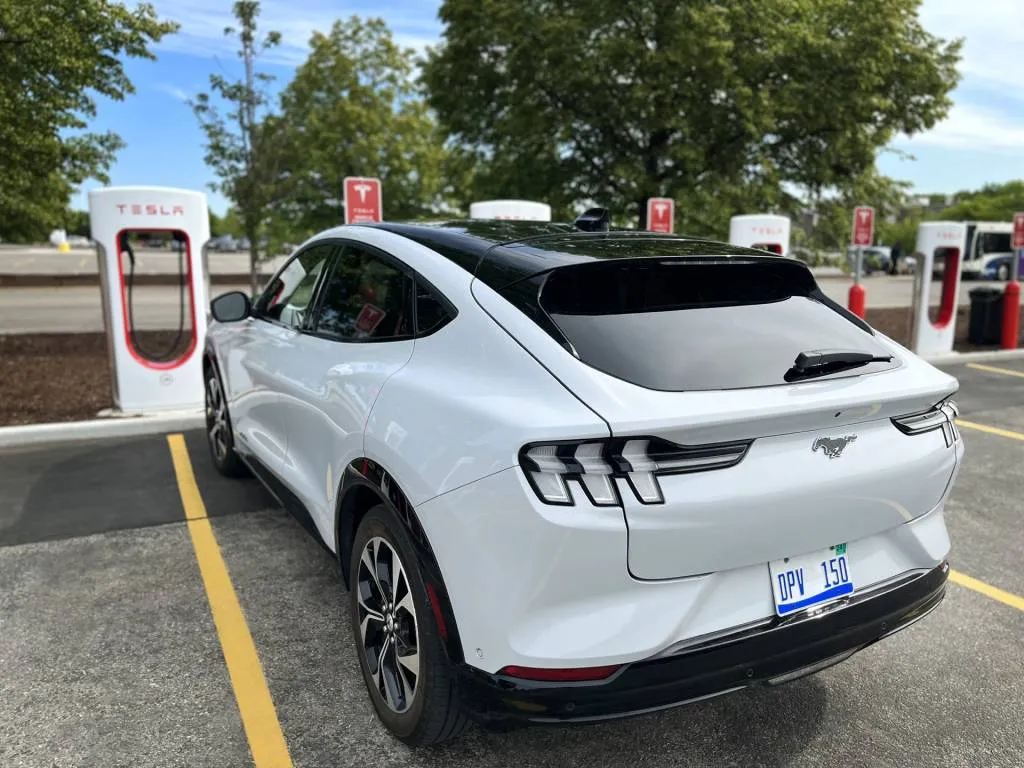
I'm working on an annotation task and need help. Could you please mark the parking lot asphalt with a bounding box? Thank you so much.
[1,364,1022,768]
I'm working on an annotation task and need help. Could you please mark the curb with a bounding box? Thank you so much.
[924,348,1024,366]
[0,409,205,452]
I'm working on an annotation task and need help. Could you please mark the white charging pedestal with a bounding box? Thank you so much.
[88,186,211,413]
[468,200,552,221]
[908,221,967,357]
[728,214,791,256]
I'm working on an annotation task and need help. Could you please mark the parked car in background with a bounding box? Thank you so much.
[847,246,891,275]
[49,230,95,249]
[980,252,1024,281]
[234,236,277,253]
[209,234,239,252]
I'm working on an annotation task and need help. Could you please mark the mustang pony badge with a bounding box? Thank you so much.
[812,435,857,459]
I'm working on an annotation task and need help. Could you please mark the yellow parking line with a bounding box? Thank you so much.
[167,434,293,768]
[949,570,1024,612]
[956,419,1024,442]
[965,362,1024,378]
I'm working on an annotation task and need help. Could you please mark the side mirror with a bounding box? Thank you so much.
[211,291,251,323]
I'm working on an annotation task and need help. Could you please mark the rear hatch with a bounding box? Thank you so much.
[522,256,961,581]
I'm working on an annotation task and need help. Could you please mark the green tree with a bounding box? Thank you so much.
[422,0,962,230]
[442,141,580,221]
[879,215,923,253]
[63,209,92,238]
[191,0,282,295]
[940,181,1024,222]
[221,207,246,238]
[0,0,178,241]
[873,180,1024,254]
[275,17,451,234]
[799,170,914,251]
[209,210,226,237]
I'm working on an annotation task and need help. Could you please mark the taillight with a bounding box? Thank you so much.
[520,442,618,506]
[519,437,752,507]
[892,398,960,447]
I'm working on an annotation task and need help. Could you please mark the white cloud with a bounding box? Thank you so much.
[155,83,190,102]
[919,0,1024,101]
[150,0,442,67]
[894,102,1024,153]
[884,1,1024,169]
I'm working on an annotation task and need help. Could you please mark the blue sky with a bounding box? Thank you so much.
[73,0,1024,215]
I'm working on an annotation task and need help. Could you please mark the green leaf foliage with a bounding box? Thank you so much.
[939,181,1024,222]
[801,168,914,251]
[274,16,453,235]
[0,0,178,241]
[865,180,1024,255]
[421,0,962,230]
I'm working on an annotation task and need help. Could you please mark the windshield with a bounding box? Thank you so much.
[979,232,1012,256]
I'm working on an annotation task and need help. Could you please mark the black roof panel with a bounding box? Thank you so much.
[365,221,789,290]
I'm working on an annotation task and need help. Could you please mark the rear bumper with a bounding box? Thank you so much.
[456,561,949,726]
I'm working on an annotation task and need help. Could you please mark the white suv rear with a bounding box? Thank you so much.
[204,218,962,745]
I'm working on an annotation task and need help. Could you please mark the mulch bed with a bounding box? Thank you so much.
[1,310,1021,427]
[0,332,188,427]
[866,305,1020,353]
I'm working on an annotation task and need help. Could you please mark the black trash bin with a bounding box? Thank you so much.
[968,287,1004,345]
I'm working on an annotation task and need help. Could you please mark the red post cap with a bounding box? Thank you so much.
[848,283,867,320]
[1001,281,1020,350]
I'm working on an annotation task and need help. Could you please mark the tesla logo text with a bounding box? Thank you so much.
[352,183,373,203]
[812,435,857,459]
[116,204,185,216]
[752,227,783,235]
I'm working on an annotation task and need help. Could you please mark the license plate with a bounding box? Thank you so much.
[769,543,853,616]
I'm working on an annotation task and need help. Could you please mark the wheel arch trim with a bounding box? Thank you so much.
[335,457,466,665]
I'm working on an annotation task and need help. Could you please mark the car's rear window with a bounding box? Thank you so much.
[532,259,897,392]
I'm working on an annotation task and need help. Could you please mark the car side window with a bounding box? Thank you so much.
[415,281,454,336]
[312,245,414,341]
[255,244,333,329]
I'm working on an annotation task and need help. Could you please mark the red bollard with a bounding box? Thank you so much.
[848,283,866,319]
[1001,281,1020,349]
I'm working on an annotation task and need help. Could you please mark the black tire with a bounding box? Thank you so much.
[204,363,248,478]
[349,503,470,746]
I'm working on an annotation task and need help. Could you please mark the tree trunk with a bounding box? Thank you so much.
[247,229,259,298]
[637,197,648,230]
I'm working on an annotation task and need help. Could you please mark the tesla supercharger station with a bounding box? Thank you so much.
[89,186,211,413]
[729,214,791,256]
[908,221,967,357]
[469,200,552,221]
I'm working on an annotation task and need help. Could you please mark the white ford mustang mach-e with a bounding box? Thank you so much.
[203,213,963,746]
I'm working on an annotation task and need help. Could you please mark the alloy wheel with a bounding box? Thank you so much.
[356,536,421,714]
[205,374,229,461]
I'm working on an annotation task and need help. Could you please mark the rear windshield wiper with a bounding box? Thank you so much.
[785,349,894,382]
